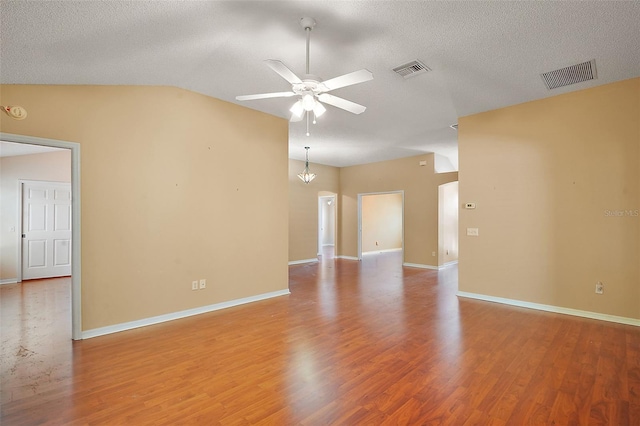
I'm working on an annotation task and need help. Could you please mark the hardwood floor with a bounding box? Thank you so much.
[1,254,639,425]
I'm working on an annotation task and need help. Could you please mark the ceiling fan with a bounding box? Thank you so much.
[236,17,374,135]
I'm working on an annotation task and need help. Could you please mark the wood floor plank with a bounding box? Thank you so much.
[2,254,639,425]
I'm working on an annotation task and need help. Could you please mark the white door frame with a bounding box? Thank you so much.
[357,190,405,261]
[2,132,82,340]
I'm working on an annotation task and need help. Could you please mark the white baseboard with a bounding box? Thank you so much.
[288,258,319,265]
[363,248,403,255]
[403,262,439,270]
[0,278,18,285]
[336,255,359,261]
[456,291,640,327]
[81,289,291,339]
[403,261,458,270]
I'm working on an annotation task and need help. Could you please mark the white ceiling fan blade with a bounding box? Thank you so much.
[236,91,296,101]
[320,69,373,92]
[318,94,367,114]
[265,59,303,85]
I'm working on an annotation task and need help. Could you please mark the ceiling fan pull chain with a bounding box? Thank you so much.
[306,112,310,136]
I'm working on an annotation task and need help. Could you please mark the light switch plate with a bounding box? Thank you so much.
[467,228,479,236]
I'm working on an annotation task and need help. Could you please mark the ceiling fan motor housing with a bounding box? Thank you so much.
[292,76,326,96]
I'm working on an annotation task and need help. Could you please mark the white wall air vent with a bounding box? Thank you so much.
[393,60,431,78]
[541,59,597,90]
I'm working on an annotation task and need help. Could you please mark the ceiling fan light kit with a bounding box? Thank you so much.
[290,100,304,118]
[235,17,373,136]
[312,101,326,117]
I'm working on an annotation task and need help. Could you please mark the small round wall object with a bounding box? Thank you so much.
[2,105,28,120]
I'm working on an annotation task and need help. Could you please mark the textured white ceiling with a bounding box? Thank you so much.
[1,1,639,169]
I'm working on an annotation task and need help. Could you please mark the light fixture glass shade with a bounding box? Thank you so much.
[298,146,316,184]
[313,101,326,117]
[297,169,316,183]
[302,94,316,111]
[290,100,304,118]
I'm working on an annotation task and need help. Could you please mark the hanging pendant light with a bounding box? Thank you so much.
[298,147,317,184]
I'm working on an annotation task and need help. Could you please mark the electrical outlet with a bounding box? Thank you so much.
[191,280,199,291]
[199,279,206,289]
[595,281,604,294]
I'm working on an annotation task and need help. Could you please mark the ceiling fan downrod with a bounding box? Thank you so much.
[301,17,317,136]
[300,17,316,75]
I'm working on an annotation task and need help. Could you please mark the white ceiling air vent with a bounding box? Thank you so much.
[540,59,597,90]
[393,60,431,79]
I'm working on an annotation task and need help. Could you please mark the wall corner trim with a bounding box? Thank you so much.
[81,289,291,339]
[336,255,360,261]
[456,291,640,327]
[288,258,319,266]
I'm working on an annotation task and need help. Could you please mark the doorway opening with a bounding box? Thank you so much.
[438,181,459,267]
[318,193,336,260]
[0,133,82,340]
[357,191,404,261]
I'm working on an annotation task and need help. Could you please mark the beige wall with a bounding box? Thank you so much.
[339,154,458,266]
[438,181,459,265]
[0,85,289,331]
[288,159,340,262]
[0,150,71,280]
[361,193,403,253]
[459,78,640,319]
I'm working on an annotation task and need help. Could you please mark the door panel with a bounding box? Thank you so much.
[54,204,71,231]
[28,240,47,267]
[29,203,47,231]
[22,181,72,280]
[54,239,71,266]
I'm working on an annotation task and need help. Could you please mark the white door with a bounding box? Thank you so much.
[22,181,72,280]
